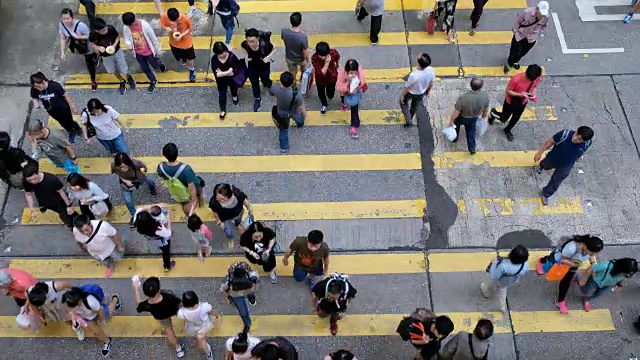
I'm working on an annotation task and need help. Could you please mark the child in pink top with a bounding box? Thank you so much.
[187,214,213,263]
[337,60,368,138]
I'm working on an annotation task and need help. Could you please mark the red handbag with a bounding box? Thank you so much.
[426,12,436,35]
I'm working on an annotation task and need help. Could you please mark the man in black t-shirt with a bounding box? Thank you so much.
[22,161,77,229]
[311,273,357,336]
[251,337,298,360]
[241,28,274,112]
[89,18,135,95]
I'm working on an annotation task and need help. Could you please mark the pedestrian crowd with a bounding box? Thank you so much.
[0,0,621,358]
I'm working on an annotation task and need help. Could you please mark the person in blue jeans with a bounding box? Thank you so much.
[577,258,637,312]
[533,126,594,205]
[448,77,490,155]
[270,71,306,153]
[282,230,330,286]
[111,152,157,226]
[209,183,252,246]
[81,98,129,155]
[209,0,240,47]
[28,119,80,175]
[241,28,274,112]
[220,261,260,333]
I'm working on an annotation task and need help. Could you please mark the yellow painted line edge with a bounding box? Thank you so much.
[427,251,548,272]
[512,309,615,333]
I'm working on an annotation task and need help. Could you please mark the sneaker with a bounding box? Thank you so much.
[105,268,113,277]
[624,13,633,23]
[253,98,261,112]
[113,295,122,311]
[582,298,592,312]
[280,148,289,153]
[504,129,514,142]
[101,338,112,357]
[91,81,98,92]
[129,217,135,229]
[371,42,378,46]
[232,96,239,105]
[247,294,256,306]
[513,63,521,70]
[320,106,328,115]
[219,111,227,119]
[541,196,550,206]
[330,321,338,336]
[176,344,186,358]
[350,126,358,138]
[503,63,510,74]
[556,300,569,314]
[159,63,167,72]
[269,271,277,284]
[119,81,126,95]
[469,28,476,36]
[189,69,196,82]
[74,327,85,341]
[536,258,545,275]
[127,74,136,89]
[164,260,176,274]
[148,81,157,93]
[205,344,213,360]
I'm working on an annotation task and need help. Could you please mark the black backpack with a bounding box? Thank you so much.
[229,264,254,291]
[396,308,435,341]
[258,31,273,56]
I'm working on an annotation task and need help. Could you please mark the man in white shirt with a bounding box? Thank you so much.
[73,215,124,277]
[399,53,435,127]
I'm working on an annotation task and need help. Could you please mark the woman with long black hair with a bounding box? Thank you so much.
[240,221,278,283]
[30,72,82,143]
[577,257,637,312]
[134,204,175,273]
[111,152,157,225]
[67,172,112,220]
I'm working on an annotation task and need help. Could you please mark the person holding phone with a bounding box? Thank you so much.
[488,64,542,142]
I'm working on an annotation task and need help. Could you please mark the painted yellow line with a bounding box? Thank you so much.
[40,153,422,175]
[10,254,425,279]
[81,0,525,15]
[50,107,555,130]
[428,251,548,272]
[20,200,426,225]
[456,197,584,216]
[119,31,511,51]
[63,67,536,88]
[0,312,512,338]
[512,309,615,333]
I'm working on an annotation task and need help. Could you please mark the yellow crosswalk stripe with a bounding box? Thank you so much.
[427,251,549,272]
[38,151,549,176]
[40,153,422,175]
[9,254,425,278]
[0,312,516,337]
[20,196,583,225]
[119,31,513,51]
[63,67,535,88]
[49,107,556,130]
[0,309,613,337]
[20,200,427,225]
[80,0,526,15]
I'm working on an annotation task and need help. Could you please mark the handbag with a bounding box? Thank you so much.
[344,91,362,107]
[476,117,489,137]
[82,109,97,138]
[426,11,436,35]
[546,263,571,282]
[89,201,109,217]
[61,21,89,54]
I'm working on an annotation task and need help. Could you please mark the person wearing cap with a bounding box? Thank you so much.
[504,1,549,74]
[0,268,38,308]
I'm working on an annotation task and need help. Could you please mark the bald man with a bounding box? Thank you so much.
[448,77,490,154]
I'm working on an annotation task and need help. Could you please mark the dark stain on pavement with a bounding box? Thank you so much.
[495,229,552,250]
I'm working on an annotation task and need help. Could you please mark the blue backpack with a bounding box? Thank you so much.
[79,283,105,305]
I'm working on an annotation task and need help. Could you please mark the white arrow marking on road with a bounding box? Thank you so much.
[575,0,639,21]
[552,12,625,53]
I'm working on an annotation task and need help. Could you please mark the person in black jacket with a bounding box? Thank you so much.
[0,132,32,189]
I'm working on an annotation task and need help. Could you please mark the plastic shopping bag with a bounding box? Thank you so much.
[16,306,40,331]
[443,125,457,142]
[546,263,570,282]
[300,68,314,96]
[476,117,489,137]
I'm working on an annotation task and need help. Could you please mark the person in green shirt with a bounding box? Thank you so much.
[282,230,330,284]
[577,257,637,312]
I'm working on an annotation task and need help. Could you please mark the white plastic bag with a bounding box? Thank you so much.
[16,306,40,331]
[349,76,360,93]
[300,68,313,95]
[443,125,457,142]
[476,117,489,137]
[89,201,109,217]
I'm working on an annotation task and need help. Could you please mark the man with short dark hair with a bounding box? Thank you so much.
[282,230,330,284]
[534,126,594,205]
[270,71,306,153]
[410,315,455,360]
[281,12,309,84]
[242,28,274,112]
[311,273,357,335]
[438,319,493,360]
[251,337,299,360]
[0,131,31,189]
[90,18,135,94]
[22,161,77,229]
[160,8,196,82]
[448,77,490,154]
[157,142,204,215]
[399,53,435,126]
[73,215,124,278]
[122,12,165,92]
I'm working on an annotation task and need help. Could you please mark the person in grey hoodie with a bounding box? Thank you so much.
[480,245,529,313]
[439,319,493,360]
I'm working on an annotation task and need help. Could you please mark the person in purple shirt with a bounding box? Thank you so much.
[504,1,549,73]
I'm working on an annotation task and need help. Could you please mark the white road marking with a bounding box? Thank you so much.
[552,12,625,54]
[575,0,638,21]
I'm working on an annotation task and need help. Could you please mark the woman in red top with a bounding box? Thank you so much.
[311,42,341,115]
[489,64,543,142]
[0,268,38,307]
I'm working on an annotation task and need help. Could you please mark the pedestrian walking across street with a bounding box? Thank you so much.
[504,1,548,73]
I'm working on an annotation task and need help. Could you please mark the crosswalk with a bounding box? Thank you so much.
[6,0,617,358]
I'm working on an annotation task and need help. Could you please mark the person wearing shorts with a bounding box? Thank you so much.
[160,8,196,82]
[72,215,124,278]
[89,18,135,94]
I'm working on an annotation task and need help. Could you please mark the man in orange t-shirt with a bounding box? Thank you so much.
[0,268,38,307]
[160,8,196,82]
